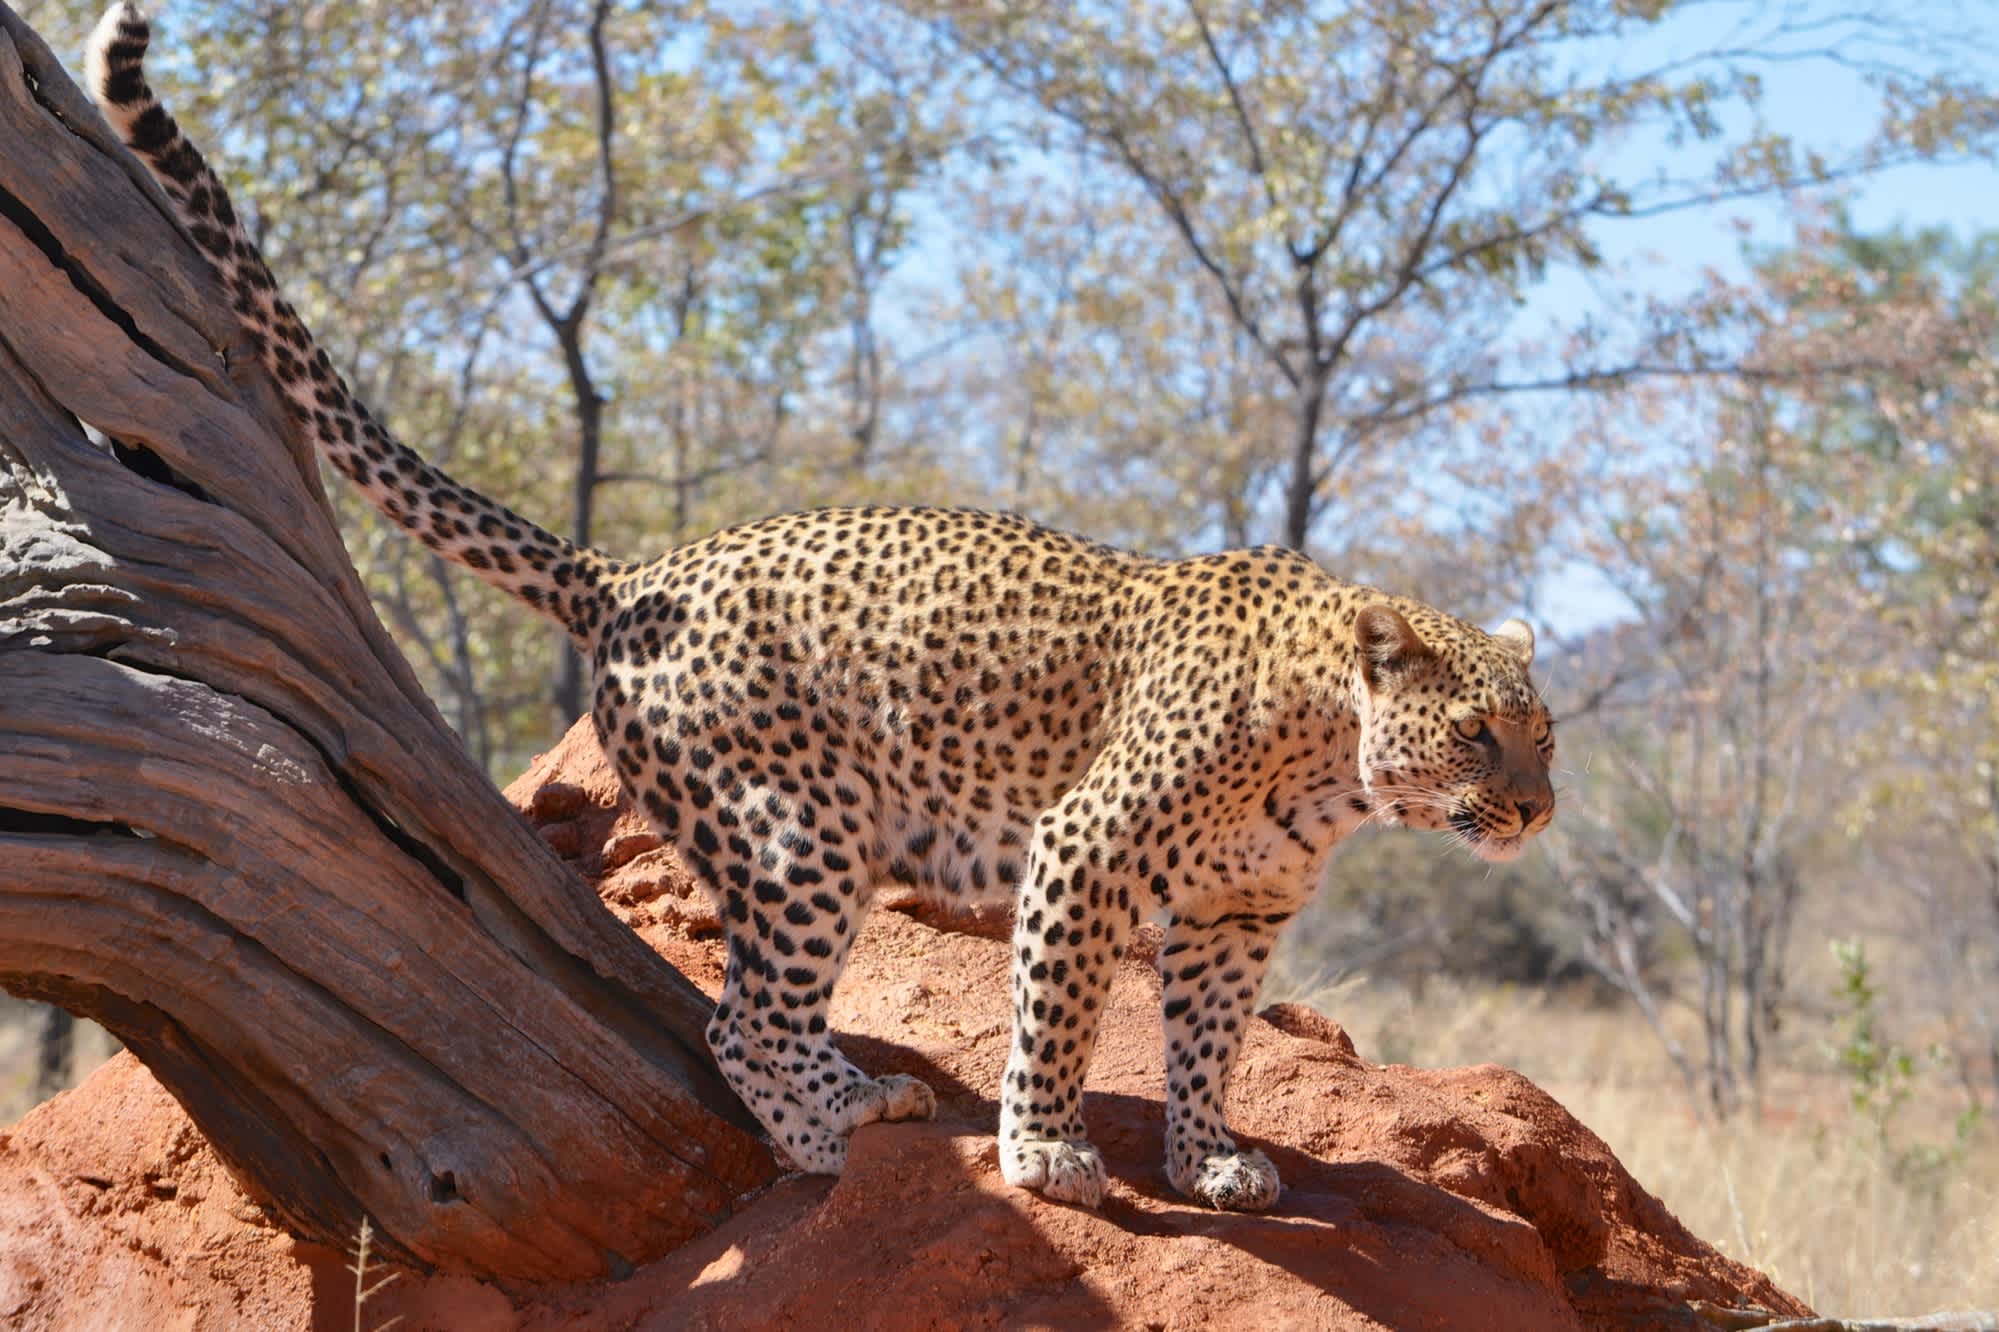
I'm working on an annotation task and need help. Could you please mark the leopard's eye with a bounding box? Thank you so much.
[1532,717,1553,743]
[1454,717,1488,743]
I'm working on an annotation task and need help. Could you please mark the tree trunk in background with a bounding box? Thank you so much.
[0,5,773,1281]
[552,332,601,723]
[31,1003,71,1100]
[1283,368,1329,551]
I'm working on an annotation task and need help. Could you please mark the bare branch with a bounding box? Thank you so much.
[1185,1,1282,220]
[568,0,618,330]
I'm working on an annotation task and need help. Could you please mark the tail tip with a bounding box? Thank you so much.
[86,3,152,129]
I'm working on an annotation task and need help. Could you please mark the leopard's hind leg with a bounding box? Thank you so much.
[683,773,933,1172]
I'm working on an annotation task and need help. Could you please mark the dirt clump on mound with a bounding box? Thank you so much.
[0,720,1810,1330]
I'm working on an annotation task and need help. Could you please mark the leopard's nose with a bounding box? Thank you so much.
[1515,796,1551,830]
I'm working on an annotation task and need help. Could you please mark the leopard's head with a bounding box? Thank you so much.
[1350,602,1555,863]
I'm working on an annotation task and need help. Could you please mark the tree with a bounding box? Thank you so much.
[1536,217,1999,1115]
[1749,221,1999,1102]
[907,0,1999,552]
[1545,387,1844,1114]
[493,0,621,723]
[466,0,946,721]
[0,5,773,1278]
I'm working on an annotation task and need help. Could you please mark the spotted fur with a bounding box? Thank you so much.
[89,4,1557,1212]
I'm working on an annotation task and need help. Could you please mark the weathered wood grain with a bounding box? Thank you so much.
[0,2,775,1280]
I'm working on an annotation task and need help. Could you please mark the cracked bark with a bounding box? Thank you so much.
[0,3,774,1282]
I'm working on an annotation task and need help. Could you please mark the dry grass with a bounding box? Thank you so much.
[1275,970,1999,1318]
[1577,1083,1998,1316]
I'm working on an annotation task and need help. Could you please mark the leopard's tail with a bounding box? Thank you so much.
[86,3,623,642]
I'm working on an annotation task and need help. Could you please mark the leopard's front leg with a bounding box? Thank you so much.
[1157,911,1286,1210]
[997,800,1138,1208]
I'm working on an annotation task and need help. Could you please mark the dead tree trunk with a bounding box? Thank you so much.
[0,5,774,1282]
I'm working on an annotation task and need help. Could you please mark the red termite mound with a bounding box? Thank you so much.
[0,719,1808,1330]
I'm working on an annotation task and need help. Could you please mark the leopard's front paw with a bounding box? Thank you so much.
[862,1073,937,1125]
[826,1071,937,1134]
[1002,1137,1107,1208]
[1175,1148,1280,1211]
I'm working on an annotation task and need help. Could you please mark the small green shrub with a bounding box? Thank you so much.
[1828,938,1984,1191]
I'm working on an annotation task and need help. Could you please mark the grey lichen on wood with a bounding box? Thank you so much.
[0,1,773,1282]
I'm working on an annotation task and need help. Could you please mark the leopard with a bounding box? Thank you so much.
[86,2,1557,1213]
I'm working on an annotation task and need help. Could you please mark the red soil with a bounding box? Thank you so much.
[0,719,1810,1330]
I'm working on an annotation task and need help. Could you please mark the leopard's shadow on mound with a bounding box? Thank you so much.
[830,1033,995,1120]
[826,1034,1378,1224]
[1080,1087,1579,1321]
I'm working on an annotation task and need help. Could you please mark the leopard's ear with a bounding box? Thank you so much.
[1355,604,1430,691]
[1493,618,1535,667]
